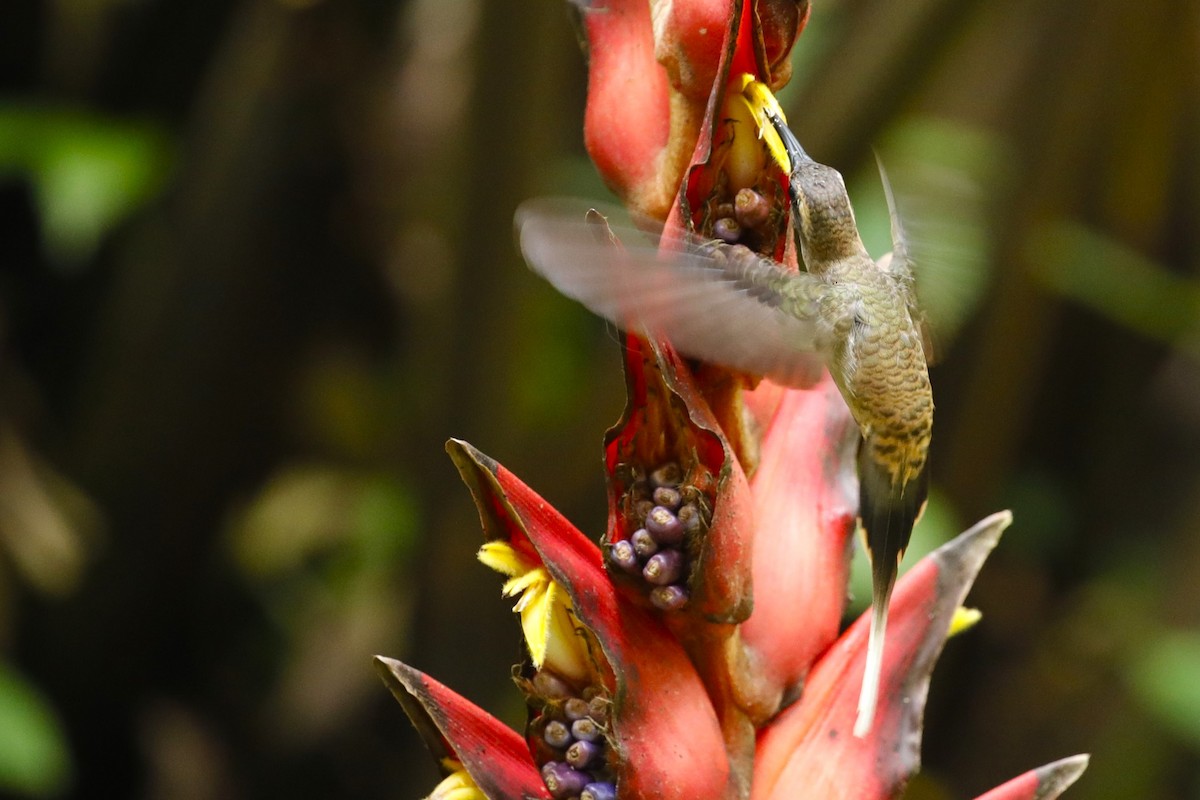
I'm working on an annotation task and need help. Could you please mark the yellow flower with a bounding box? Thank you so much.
[478,541,594,683]
[949,606,983,637]
[738,74,791,174]
[426,760,485,800]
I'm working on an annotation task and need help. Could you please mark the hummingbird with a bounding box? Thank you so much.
[516,99,932,738]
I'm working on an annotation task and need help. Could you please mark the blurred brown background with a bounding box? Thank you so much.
[0,0,1197,797]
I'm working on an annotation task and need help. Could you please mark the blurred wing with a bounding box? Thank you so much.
[516,198,830,387]
[876,153,913,290]
[875,154,928,347]
[872,122,1004,362]
[875,152,983,366]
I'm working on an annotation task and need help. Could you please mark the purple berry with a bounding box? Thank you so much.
[734,187,771,228]
[565,738,601,768]
[677,503,703,534]
[543,719,572,749]
[643,550,683,586]
[533,670,573,700]
[563,697,590,721]
[610,540,640,573]
[542,761,590,798]
[630,528,658,558]
[571,717,602,742]
[652,485,682,509]
[632,498,654,519]
[582,782,617,800]
[650,584,689,611]
[713,216,742,244]
[645,506,684,544]
[587,695,608,723]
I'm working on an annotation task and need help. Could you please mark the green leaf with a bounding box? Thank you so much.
[1128,630,1200,747]
[354,475,420,568]
[228,466,419,579]
[0,104,172,264]
[0,662,71,796]
[1029,221,1200,347]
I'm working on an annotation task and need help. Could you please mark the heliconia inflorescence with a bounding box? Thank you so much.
[378,1,1089,798]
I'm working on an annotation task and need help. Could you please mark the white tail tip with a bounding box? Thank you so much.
[853,602,889,738]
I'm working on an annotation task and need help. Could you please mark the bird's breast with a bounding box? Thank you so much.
[843,306,933,486]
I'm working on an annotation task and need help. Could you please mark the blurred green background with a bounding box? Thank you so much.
[0,0,1197,797]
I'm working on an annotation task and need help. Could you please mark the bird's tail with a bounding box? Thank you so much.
[855,578,894,738]
[853,441,929,737]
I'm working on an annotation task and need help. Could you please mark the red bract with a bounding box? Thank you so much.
[664,0,797,247]
[732,375,859,723]
[653,0,736,100]
[604,335,753,625]
[602,332,760,790]
[375,657,550,799]
[581,0,675,219]
[752,513,1009,799]
[754,0,811,88]
[582,0,808,221]
[447,439,737,800]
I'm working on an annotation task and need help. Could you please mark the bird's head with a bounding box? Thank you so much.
[789,161,869,267]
